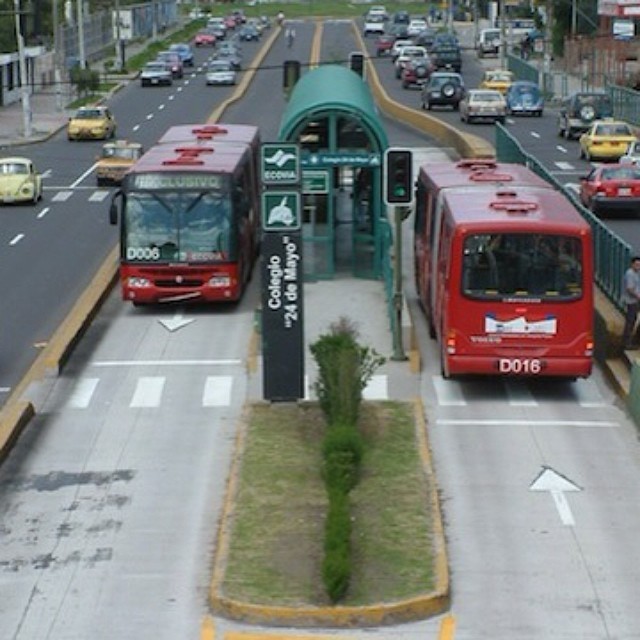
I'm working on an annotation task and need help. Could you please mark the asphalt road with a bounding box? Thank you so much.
[1,16,640,640]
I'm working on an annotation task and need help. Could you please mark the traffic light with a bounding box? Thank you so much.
[384,148,413,205]
[348,52,365,78]
[283,60,301,91]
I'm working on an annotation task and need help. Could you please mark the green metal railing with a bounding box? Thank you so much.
[495,124,631,312]
[608,84,640,127]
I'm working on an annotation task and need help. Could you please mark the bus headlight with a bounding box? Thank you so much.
[127,277,152,288]
[208,275,231,288]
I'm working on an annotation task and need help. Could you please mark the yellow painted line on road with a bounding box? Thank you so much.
[439,614,456,640]
[201,616,215,640]
[227,633,351,640]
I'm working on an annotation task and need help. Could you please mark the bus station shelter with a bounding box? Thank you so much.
[278,65,389,280]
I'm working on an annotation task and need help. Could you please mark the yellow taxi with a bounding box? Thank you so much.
[0,156,42,204]
[578,120,637,162]
[479,69,514,94]
[95,140,143,186]
[67,105,117,141]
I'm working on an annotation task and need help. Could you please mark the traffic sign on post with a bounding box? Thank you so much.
[261,143,301,186]
[383,148,413,205]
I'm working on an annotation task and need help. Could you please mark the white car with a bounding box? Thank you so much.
[391,39,414,61]
[206,59,237,86]
[365,5,388,21]
[407,19,428,37]
[459,89,507,124]
[363,15,386,36]
[620,139,640,165]
[394,45,428,78]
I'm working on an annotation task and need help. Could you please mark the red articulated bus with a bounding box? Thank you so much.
[109,124,261,305]
[413,159,594,379]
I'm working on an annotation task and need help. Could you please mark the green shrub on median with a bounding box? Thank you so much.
[311,318,385,603]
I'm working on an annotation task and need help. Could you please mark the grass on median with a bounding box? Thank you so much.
[221,400,436,607]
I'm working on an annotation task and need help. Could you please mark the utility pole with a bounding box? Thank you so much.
[53,0,63,110]
[115,0,123,71]
[499,0,507,68]
[76,0,85,68]
[14,0,32,138]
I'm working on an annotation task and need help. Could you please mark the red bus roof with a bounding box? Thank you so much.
[441,185,591,234]
[419,158,552,191]
[156,123,260,147]
[128,140,250,175]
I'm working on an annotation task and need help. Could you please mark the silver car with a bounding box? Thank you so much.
[140,61,173,87]
[459,89,506,124]
[620,139,640,166]
[206,59,237,86]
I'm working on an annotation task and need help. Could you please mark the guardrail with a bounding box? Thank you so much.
[495,124,631,312]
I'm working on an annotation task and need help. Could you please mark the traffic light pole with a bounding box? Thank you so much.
[391,205,408,362]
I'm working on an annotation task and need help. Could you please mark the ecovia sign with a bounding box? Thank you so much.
[260,143,301,186]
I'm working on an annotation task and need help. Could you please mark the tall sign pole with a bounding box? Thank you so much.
[14,0,32,138]
[260,143,305,402]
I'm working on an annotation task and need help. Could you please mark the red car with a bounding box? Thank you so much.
[375,34,395,57]
[401,59,434,89]
[579,163,640,216]
[194,29,216,47]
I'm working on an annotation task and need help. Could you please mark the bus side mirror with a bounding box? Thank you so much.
[109,201,118,225]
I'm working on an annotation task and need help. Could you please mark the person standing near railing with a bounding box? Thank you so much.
[622,255,640,350]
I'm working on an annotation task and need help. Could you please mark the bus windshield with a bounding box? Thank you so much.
[124,190,235,263]
[462,233,583,299]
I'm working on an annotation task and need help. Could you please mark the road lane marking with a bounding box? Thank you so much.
[556,145,568,153]
[130,376,165,407]
[37,206,50,219]
[531,131,540,138]
[503,380,537,406]
[9,234,24,246]
[203,376,233,406]
[89,191,110,202]
[71,164,97,187]
[573,378,606,407]
[437,419,619,427]
[555,161,575,170]
[68,378,100,408]
[93,359,242,366]
[52,191,73,201]
[432,376,466,406]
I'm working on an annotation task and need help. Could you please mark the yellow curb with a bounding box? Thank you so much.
[208,398,450,627]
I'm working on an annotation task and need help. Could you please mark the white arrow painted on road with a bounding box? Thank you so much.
[530,466,582,526]
[158,313,195,332]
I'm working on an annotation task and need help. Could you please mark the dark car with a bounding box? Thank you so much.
[375,34,396,56]
[169,42,194,67]
[432,32,459,48]
[420,71,465,110]
[238,24,260,41]
[557,91,613,140]
[430,44,462,72]
[156,50,184,78]
[414,28,437,51]
[401,58,434,89]
[579,163,640,216]
[392,10,410,24]
[215,50,242,70]
[387,23,409,39]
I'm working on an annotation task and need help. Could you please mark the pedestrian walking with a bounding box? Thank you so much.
[285,26,296,48]
[621,255,640,349]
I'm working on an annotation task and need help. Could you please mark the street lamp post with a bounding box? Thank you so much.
[14,0,32,138]
[76,0,86,68]
[53,0,63,110]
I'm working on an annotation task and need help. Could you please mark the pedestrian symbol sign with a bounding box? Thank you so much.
[261,143,300,185]
[262,191,301,231]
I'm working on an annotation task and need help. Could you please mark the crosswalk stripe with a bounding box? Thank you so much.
[68,378,100,408]
[203,376,233,406]
[363,374,388,400]
[573,378,606,407]
[130,376,165,408]
[89,190,110,202]
[52,191,73,201]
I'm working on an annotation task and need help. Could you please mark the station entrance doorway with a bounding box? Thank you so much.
[278,65,389,280]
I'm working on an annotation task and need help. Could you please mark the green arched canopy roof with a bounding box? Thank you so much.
[278,65,389,151]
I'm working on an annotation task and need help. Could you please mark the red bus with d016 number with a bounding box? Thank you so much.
[109,124,261,305]
[413,159,594,379]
